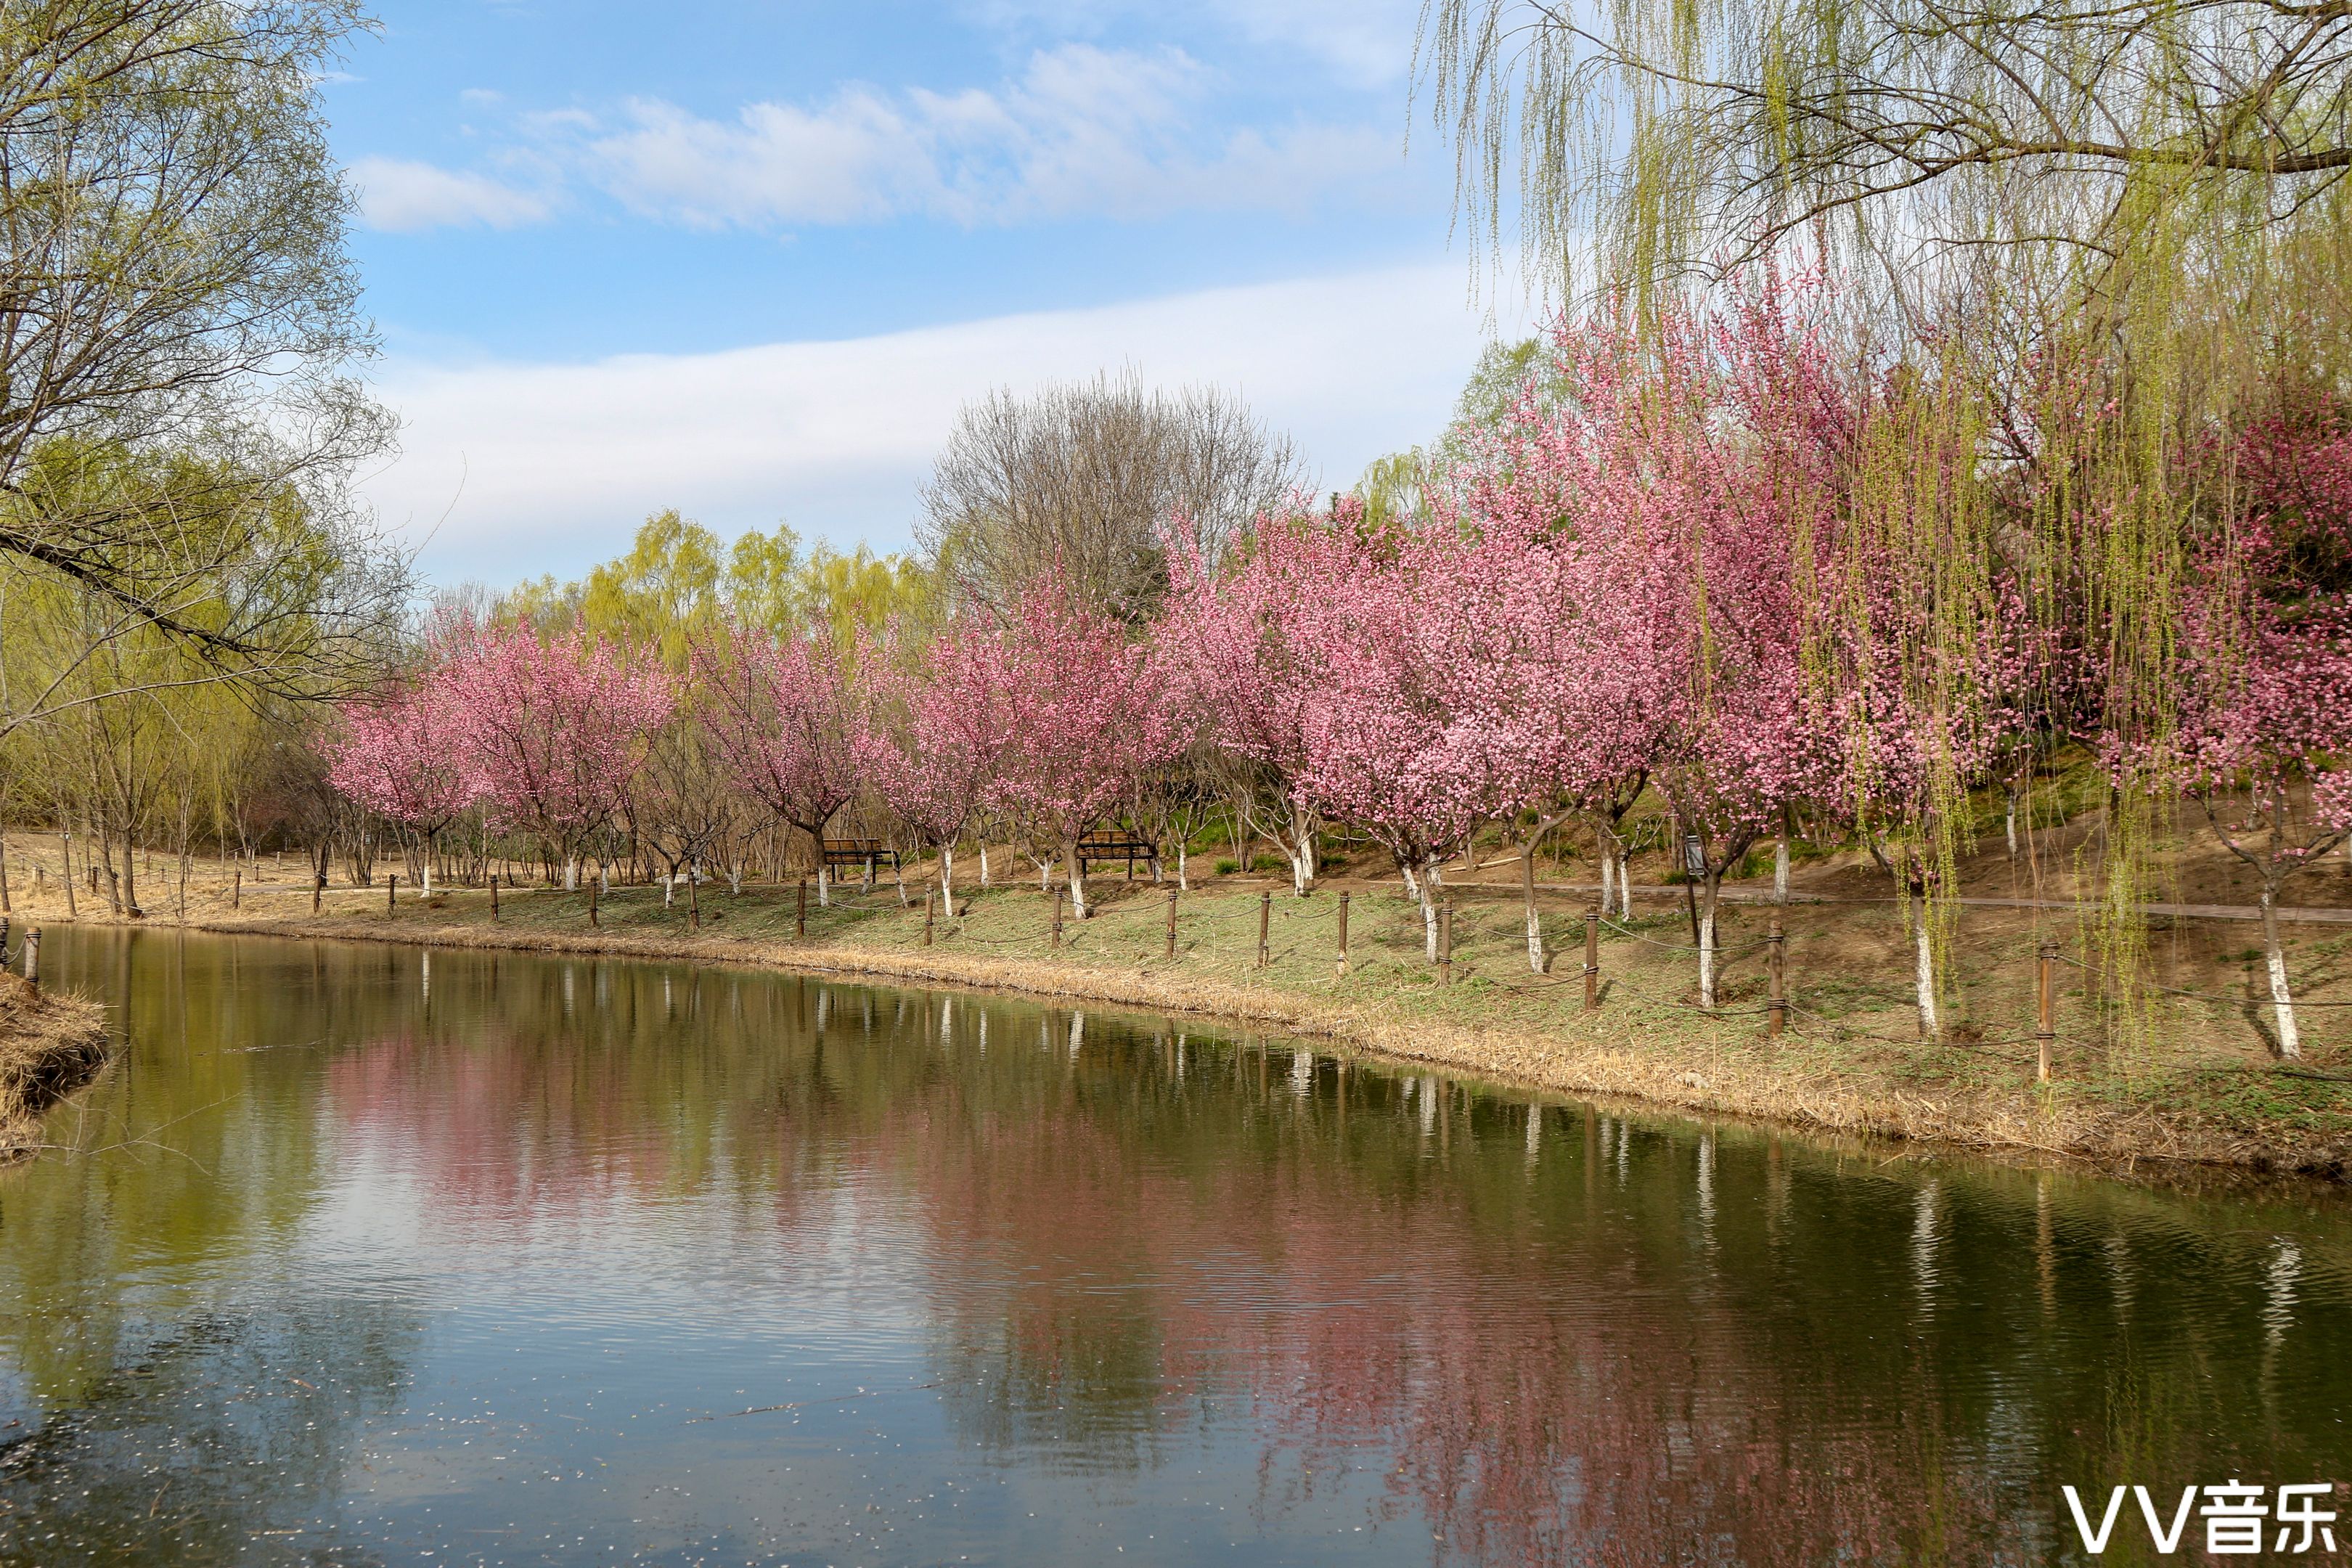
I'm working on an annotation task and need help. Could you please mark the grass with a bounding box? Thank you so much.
[0,974,109,1159]
[14,834,2352,1176]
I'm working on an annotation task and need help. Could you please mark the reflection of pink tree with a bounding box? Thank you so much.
[981,587,1177,919]
[693,625,862,904]
[325,680,474,894]
[860,627,1010,911]
[444,625,672,889]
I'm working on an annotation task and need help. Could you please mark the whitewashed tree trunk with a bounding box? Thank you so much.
[727,864,742,894]
[422,862,434,897]
[1289,821,1315,897]
[1177,843,1190,891]
[1599,847,1615,913]
[1773,833,1789,904]
[1067,852,1090,920]
[663,875,676,908]
[817,865,831,907]
[979,843,992,887]
[2263,886,2301,1058]
[1616,850,1633,918]
[2005,788,2021,857]
[1914,917,1940,1038]
[564,856,579,891]
[1522,839,1545,973]
[940,846,956,913]
[1697,876,1720,1008]
[1422,861,1444,961]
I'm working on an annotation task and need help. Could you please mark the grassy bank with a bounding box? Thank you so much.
[0,971,109,1160]
[17,836,2352,1177]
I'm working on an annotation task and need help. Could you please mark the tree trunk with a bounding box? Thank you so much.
[817,865,831,907]
[1599,843,1615,914]
[1914,915,1940,1040]
[1616,848,1633,918]
[1522,837,1545,973]
[1421,861,1443,961]
[0,836,11,915]
[1066,847,1091,920]
[564,856,579,892]
[1177,842,1190,891]
[60,831,75,917]
[979,842,991,888]
[1773,830,1790,905]
[1288,819,1315,897]
[2262,884,2301,1059]
[2005,787,2020,858]
[940,845,956,914]
[1697,870,1721,1009]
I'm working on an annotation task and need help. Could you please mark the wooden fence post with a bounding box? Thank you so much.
[1257,891,1271,969]
[2036,939,2057,1083]
[388,874,398,914]
[1052,889,1065,950]
[591,875,604,928]
[21,928,37,990]
[233,868,242,910]
[924,891,935,947]
[1439,902,1454,987]
[1165,885,1177,958]
[1767,918,1787,1038]
[1583,905,1600,1010]
[797,877,808,939]
[489,875,500,920]
[1335,891,1350,977]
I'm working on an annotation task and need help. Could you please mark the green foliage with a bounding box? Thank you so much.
[491,512,939,666]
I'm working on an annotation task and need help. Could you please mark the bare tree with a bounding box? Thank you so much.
[918,370,1304,620]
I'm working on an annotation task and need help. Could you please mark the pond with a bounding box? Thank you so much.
[0,927,2348,1566]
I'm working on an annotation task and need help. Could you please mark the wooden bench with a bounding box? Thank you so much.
[1075,828,1156,880]
[820,838,899,877]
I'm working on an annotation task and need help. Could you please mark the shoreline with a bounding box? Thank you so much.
[36,891,2348,1185]
[0,973,111,1161]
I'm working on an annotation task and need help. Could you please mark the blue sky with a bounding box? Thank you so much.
[330,2,1522,586]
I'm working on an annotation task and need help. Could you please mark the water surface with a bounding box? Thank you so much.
[1,928,2348,1566]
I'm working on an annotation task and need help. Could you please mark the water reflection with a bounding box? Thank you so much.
[0,928,2347,1566]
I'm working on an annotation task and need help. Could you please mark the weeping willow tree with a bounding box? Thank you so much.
[1421,0,2352,1053]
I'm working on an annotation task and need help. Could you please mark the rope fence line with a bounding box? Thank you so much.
[173,865,2352,1083]
[2049,951,2352,1007]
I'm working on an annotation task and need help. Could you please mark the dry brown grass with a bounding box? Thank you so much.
[0,974,109,1160]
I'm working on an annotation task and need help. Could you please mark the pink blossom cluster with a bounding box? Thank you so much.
[325,619,675,879]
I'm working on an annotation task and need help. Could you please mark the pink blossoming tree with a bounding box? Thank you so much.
[325,679,474,895]
[980,584,1178,919]
[693,624,862,905]
[442,624,673,889]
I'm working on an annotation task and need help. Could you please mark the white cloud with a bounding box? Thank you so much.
[351,155,552,232]
[957,0,1421,86]
[573,44,1399,228]
[364,264,1529,586]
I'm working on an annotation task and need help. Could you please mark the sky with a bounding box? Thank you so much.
[328,1,1527,589]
